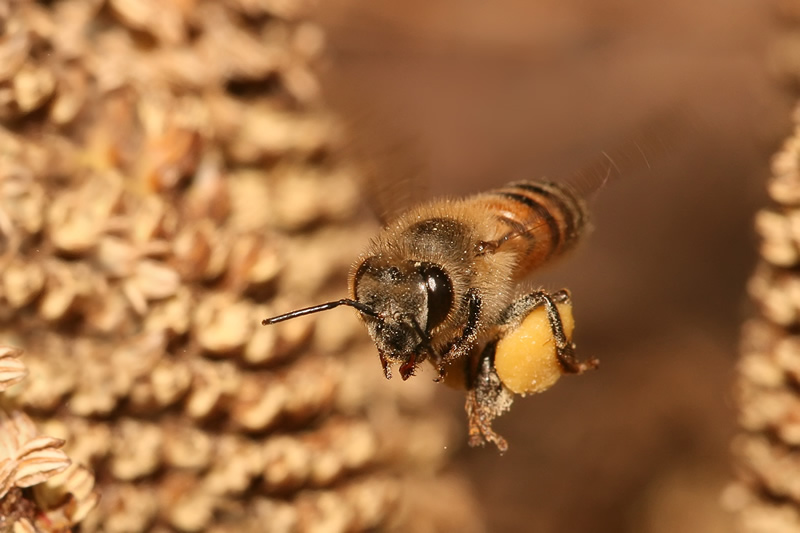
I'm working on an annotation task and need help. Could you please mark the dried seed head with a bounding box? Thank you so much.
[0,1,476,530]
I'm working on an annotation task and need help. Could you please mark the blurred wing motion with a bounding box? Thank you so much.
[315,0,697,216]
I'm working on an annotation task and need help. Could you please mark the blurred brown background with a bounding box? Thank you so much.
[317,0,791,531]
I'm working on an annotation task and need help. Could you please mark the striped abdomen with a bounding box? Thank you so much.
[475,181,587,279]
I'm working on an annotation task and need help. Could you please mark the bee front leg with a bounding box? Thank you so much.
[465,342,512,452]
[504,289,598,374]
[437,289,482,380]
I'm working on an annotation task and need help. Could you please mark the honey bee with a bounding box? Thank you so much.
[263,170,609,452]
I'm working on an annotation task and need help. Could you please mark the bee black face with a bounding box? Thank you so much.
[352,256,453,378]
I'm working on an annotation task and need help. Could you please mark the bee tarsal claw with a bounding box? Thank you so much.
[399,361,417,381]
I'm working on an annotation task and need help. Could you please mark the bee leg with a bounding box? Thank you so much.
[548,289,599,373]
[399,353,422,381]
[379,352,392,380]
[439,289,482,371]
[465,342,512,453]
[505,289,599,374]
[474,227,524,256]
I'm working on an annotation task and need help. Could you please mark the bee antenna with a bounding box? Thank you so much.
[262,299,380,325]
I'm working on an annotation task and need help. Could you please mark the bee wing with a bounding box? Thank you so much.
[558,109,686,201]
[319,4,440,223]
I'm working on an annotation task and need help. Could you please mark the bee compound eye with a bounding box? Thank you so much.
[419,263,453,330]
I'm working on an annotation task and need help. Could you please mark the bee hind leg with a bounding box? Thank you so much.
[465,342,512,453]
[504,289,599,374]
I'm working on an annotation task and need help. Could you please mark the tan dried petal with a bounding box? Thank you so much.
[35,463,100,525]
[231,376,287,431]
[144,287,192,338]
[283,63,320,104]
[132,259,180,300]
[47,195,102,255]
[14,445,71,487]
[54,419,111,467]
[193,293,253,354]
[139,126,203,191]
[262,435,311,492]
[185,360,242,419]
[225,235,282,294]
[184,154,230,223]
[0,345,24,360]
[0,457,17,500]
[0,19,31,82]
[62,466,100,523]
[38,261,97,322]
[0,178,44,236]
[0,411,70,489]
[2,259,45,309]
[18,346,76,411]
[199,9,284,82]
[38,262,76,321]
[173,221,228,281]
[274,312,315,359]
[13,62,56,113]
[104,332,166,401]
[162,424,212,470]
[0,86,17,121]
[282,358,339,420]
[0,346,27,391]
[0,410,38,457]
[130,355,192,411]
[100,483,159,533]
[50,65,88,125]
[152,358,192,405]
[204,435,264,496]
[130,195,176,245]
[17,435,67,458]
[227,170,272,232]
[122,279,148,316]
[159,473,216,532]
[110,419,163,480]
[47,174,123,254]
[166,486,216,532]
[109,0,187,45]
[771,134,800,205]
[86,286,131,334]
[95,236,138,278]
[756,209,800,266]
[243,321,278,365]
[229,107,330,163]
[12,518,36,533]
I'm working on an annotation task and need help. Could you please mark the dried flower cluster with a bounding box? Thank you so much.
[0,346,99,532]
[0,1,480,532]
[727,104,800,532]
[726,4,800,530]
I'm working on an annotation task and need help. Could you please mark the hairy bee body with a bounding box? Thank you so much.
[350,180,587,371]
[265,178,598,452]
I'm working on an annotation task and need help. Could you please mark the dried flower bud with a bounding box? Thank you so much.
[0,19,30,83]
[109,419,163,481]
[12,62,55,113]
[194,292,254,355]
[0,411,71,498]
[0,347,27,392]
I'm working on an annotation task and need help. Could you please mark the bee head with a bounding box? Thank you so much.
[261,255,453,381]
[352,256,454,380]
